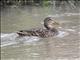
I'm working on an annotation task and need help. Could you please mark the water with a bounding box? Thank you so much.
[1,6,80,60]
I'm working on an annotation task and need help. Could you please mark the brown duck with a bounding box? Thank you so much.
[17,17,59,38]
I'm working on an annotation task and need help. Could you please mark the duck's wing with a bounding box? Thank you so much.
[17,28,47,37]
[33,28,48,37]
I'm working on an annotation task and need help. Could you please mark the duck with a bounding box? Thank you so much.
[17,17,59,38]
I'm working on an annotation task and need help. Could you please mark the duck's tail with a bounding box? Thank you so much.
[17,30,38,37]
[17,31,30,36]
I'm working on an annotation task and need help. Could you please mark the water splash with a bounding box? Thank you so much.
[1,33,40,47]
[1,29,70,47]
[56,31,69,38]
[1,33,18,47]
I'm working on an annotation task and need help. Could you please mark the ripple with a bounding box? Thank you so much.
[66,29,75,32]
[56,31,69,38]
[48,13,80,18]
[1,33,40,47]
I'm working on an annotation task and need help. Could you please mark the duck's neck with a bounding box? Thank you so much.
[49,28,57,32]
[50,28,58,35]
[46,28,58,35]
[44,23,58,33]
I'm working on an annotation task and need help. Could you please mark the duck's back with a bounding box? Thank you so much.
[17,28,58,38]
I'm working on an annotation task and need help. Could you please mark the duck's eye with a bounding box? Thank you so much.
[20,30,23,32]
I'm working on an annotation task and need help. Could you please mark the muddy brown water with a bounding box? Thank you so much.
[1,6,80,60]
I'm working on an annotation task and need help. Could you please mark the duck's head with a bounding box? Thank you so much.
[44,17,59,30]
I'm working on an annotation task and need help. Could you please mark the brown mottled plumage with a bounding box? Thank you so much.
[17,17,59,38]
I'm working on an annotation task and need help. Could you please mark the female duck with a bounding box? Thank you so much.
[17,17,59,38]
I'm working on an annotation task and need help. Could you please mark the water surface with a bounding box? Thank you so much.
[1,6,80,60]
